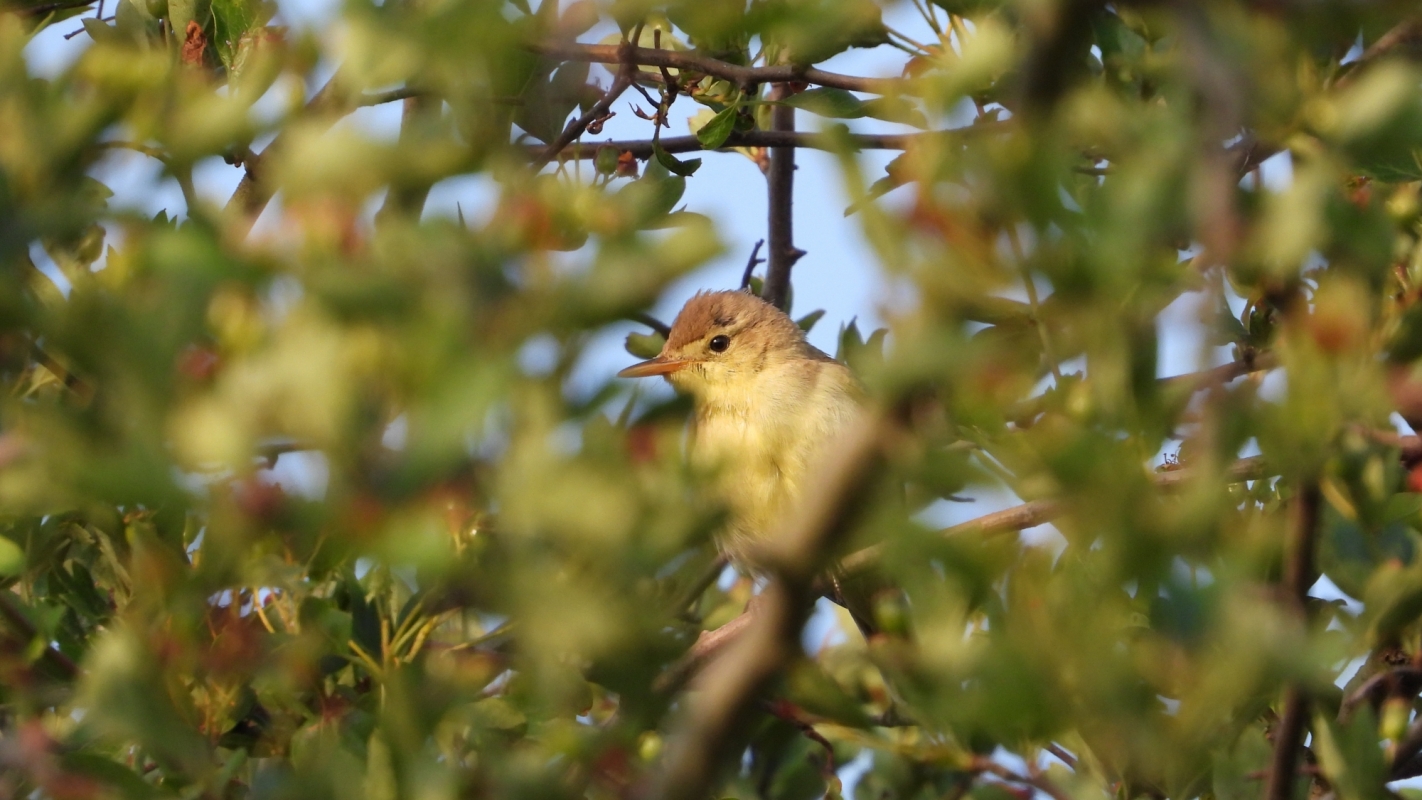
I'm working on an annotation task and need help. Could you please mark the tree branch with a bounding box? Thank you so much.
[1159,350,1276,393]
[528,42,900,95]
[224,74,349,237]
[10,0,94,17]
[836,455,1269,576]
[375,92,440,223]
[630,312,671,337]
[556,124,1006,160]
[357,87,425,107]
[763,87,801,311]
[1263,482,1320,800]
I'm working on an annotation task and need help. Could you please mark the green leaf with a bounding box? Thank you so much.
[594,145,620,176]
[862,96,928,128]
[0,536,22,576]
[209,0,273,67]
[61,753,161,800]
[796,309,825,332]
[653,141,702,177]
[82,16,121,42]
[782,87,868,119]
[1313,708,1389,800]
[515,61,589,144]
[693,105,739,149]
[625,331,665,359]
[617,157,687,227]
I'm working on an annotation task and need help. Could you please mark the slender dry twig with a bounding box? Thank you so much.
[1160,350,1276,392]
[528,42,900,95]
[10,0,93,17]
[1046,743,1078,770]
[1339,666,1422,720]
[95,140,169,161]
[762,86,802,312]
[740,240,766,291]
[971,756,1073,800]
[1011,354,1277,424]
[630,312,671,337]
[358,87,425,107]
[654,606,758,695]
[1263,483,1320,800]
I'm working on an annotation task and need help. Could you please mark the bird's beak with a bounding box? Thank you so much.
[618,356,689,378]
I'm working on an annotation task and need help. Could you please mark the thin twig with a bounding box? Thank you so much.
[1004,225,1061,383]
[630,312,671,337]
[11,0,93,17]
[95,140,169,161]
[740,240,765,291]
[1046,743,1078,770]
[1263,483,1320,800]
[528,41,900,95]
[654,602,758,695]
[1338,666,1422,720]
[1160,351,1276,392]
[358,87,425,107]
[764,699,836,778]
[971,757,1073,800]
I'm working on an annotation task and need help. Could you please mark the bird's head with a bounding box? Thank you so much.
[618,290,812,399]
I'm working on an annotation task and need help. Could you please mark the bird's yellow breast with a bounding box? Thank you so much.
[689,357,862,562]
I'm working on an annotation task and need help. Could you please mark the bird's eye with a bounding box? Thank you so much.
[708,334,731,353]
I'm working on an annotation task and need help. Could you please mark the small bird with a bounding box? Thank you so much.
[618,290,863,564]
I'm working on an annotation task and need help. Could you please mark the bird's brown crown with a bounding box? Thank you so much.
[664,290,807,355]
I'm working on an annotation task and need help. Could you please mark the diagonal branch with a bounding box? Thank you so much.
[224,74,350,237]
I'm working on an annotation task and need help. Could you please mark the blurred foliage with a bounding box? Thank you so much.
[5,0,1422,798]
